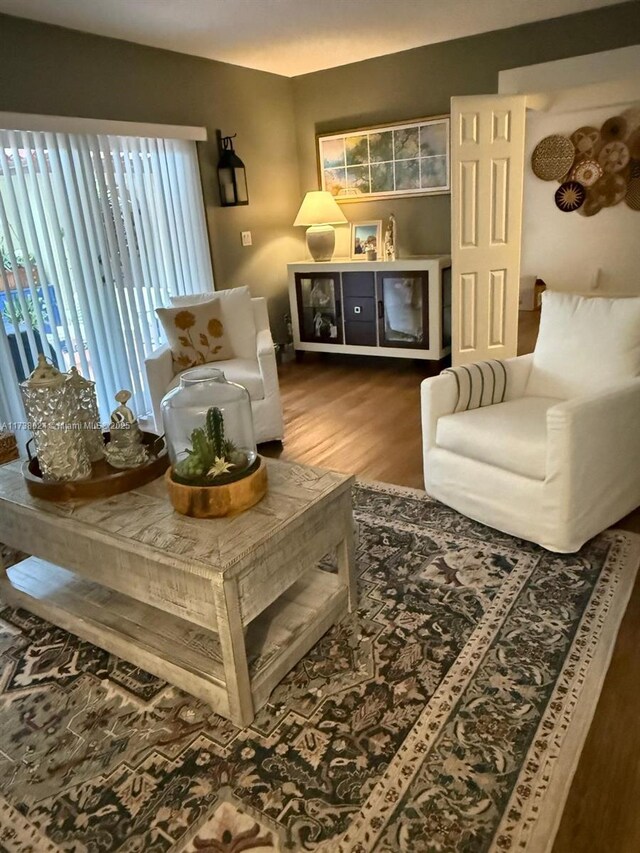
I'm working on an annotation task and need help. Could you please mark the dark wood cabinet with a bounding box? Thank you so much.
[288,258,451,361]
[342,272,377,346]
[442,266,452,349]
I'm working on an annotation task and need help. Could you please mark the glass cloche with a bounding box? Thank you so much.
[161,367,257,486]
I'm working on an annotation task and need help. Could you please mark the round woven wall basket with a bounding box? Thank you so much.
[626,176,640,211]
[598,141,630,175]
[570,158,603,187]
[555,181,586,212]
[571,126,600,157]
[532,135,576,181]
[591,173,627,208]
[601,115,628,143]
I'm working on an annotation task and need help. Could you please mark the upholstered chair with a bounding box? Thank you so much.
[421,291,640,552]
[145,287,284,444]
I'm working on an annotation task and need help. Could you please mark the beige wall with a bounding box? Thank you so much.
[292,1,640,259]
[0,13,303,339]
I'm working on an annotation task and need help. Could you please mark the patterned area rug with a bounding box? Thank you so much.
[0,481,638,853]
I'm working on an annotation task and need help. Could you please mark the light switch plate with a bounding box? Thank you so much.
[241,231,252,246]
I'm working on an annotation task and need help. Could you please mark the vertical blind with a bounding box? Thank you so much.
[0,129,214,425]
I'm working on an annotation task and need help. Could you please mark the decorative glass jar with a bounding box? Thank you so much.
[21,355,92,481]
[160,367,257,486]
[67,367,105,462]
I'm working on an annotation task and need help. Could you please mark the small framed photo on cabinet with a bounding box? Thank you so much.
[350,221,382,259]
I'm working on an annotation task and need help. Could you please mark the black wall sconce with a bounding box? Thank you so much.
[217,133,249,207]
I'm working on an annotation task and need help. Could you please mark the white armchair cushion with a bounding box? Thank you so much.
[436,396,561,480]
[526,291,640,399]
[166,358,265,401]
[170,286,257,360]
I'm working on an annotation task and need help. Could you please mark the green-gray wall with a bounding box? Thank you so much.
[292,0,640,258]
[0,13,302,338]
[1,3,639,333]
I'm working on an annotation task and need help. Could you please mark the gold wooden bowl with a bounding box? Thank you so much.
[165,456,268,518]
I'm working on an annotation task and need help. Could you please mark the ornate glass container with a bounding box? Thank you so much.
[21,356,92,481]
[67,367,105,462]
[160,367,257,485]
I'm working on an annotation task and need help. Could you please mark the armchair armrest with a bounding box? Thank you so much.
[546,378,640,520]
[144,343,173,432]
[421,372,459,451]
[256,327,279,398]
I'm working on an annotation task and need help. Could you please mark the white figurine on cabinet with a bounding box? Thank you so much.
[384,213,397,261]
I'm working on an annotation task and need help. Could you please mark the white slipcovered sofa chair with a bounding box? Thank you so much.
[421,291,640,553]
[145,287,284,444]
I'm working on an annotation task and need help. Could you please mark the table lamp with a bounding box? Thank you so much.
[293,191,347,261]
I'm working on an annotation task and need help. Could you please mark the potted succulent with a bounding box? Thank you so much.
[172,406,252,485]
[164,403,267,518]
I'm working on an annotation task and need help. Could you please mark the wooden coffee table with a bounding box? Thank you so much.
[0,458,355,726]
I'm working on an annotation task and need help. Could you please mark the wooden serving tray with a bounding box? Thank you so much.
[0,432,19,465]
[23,431,169,502]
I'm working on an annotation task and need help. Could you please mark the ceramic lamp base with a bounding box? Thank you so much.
[306,224,336,262]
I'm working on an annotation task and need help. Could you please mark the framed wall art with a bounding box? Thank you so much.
[350,221,382,259]
[318,115,450,202]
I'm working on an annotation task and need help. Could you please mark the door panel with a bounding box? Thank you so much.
[451,94,526,365]
[342,271,375,298]
[294,273,343,344]
[345,321,377,347]
[344,296,375,324]
[377,272,429,349]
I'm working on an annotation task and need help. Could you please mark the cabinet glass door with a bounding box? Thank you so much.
[295,273,343,344]
[442,266,452,349]
[377,272,429,348]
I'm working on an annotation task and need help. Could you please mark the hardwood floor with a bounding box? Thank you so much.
[262,311,640,853]
[262,353,439,489]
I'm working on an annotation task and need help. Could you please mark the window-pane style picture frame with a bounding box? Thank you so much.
[318,115,450,202]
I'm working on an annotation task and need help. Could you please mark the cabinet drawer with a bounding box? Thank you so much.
[345,322,377,346]
[344,296,375,323]
[342,272,375,298]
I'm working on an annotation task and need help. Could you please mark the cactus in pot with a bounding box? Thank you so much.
[173,406,249,485]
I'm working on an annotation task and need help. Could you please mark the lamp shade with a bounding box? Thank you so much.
[293,191,347,226]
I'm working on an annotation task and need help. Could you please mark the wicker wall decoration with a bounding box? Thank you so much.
[531,135,575,180]
[532,106,640,216]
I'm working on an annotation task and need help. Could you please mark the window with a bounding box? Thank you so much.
[0,124,213,426]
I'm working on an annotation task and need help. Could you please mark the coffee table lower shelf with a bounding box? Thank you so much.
[0,557,347,723]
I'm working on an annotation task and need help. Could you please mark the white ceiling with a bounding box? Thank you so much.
[0,0,625,77]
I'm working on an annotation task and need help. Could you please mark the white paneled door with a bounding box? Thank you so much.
[450,94,527,365]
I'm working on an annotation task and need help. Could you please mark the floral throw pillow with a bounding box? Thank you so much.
[156,302,234,374]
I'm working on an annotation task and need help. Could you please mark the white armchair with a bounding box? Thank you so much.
[145,294,284,444]
[421,292,640,553]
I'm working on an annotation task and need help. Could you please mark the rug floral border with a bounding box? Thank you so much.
[331,512,639,853]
